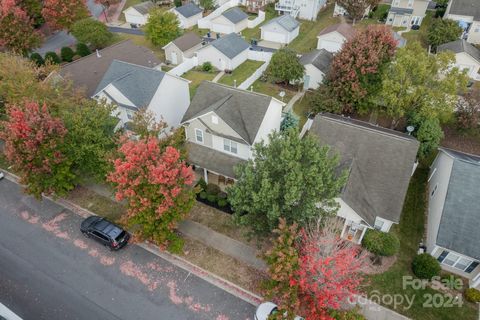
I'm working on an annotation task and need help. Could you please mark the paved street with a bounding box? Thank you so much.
[0,178,255,320]
[108,26,145,35]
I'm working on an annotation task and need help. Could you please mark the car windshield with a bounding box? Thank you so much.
[115,231,126,241]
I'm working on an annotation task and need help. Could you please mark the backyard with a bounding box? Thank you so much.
[251,79,298,102]
[115,33,165,60]
[240,4,278,43]
[218,60,264,87]
[292,92,314,128]
[399,11,434,48]
[182,69,219,98]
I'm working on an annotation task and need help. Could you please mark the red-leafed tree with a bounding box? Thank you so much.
[0,0,42,52]
[0,101,75,197]
[42,0,89,31]
[327,25,397,114]
[107,136,196,252]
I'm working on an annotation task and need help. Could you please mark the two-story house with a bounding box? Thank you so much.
[444,0,480,45]
[275,0,326,21]
[385,0,430,27]
[181,81,284,185]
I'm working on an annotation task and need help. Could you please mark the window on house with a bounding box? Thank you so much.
[195,129,203,143]
[455,258,472,271]
[440,251,476,272]
[223,139,238,154]
[437,250,449,263]
[443,252,459,266]
[212,115,218,124]
[374,219,384,231]
[466,261,480,273]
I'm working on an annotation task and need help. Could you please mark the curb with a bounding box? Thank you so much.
[1,169,263,306]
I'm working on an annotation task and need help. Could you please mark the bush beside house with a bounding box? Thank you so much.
[464,288,480,303]
[412,253,441,279]
[362,229,400,256]
[196,179,232,213]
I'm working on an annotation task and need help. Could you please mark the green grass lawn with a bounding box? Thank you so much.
[289,4,340,53]
[114,33,165,61]
[292,92,314,128]
[366,168,478,320]
[188,25,210,37]
[250,79,297,102]
[218,60,264,87]
[400,11,434,48]
[240,4,278,43]
[183,70,219,98]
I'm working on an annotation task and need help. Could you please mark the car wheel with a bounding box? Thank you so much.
[82,231,90,238]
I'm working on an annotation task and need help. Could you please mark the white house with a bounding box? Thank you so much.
[196,33,250,71]
[426,148,480,289]
[299,49,333,89]
[172,2,203,29]
[444,0,480,45]
[92,60,190,129]
[260,14,300,44]
[123,1,155,26]
[275,0,326,21]
[181,81,284,184]
[385,0,430,27]
[317,23,355,53]
[163,32,205,65]
[333,2,370,18]
[307,114,419,244]
[438,39,480,81]
[210,7,249,34]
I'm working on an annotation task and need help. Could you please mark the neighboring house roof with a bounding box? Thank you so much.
[168,32,203,51]
[58,40,160,97]
[187,142,246,178]
[389,7,414,15]
[436,148,480,260]
[94,60,165,108]
[132,1,155,15]
[209,33,250,59]
[309,114,419,226]
[174,2,202,18]
[299,49,333,73]
[261,14,299,32]
[437,39,480,63]
[182,81,273,145]
[317,23,355,40]
[392,31,407,48]
[447,0,480,20]
[222,7,248,24]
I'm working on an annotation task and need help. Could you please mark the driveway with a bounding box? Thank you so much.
[108,26,145,35]
[34,31,76,56]
[0,178,256,320]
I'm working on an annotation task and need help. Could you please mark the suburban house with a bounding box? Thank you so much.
[260,14,300,44]
[307,114,419,244]
[181,81,284,185]
[55,40,161,97]
[210,7,249,34]
[385,0,430,27]
[163,32,204,65]
[317,23,355,53]
[426,148,480,289]
[299,49,333,89]
[172,2,203,29]
[245,0,273,13]
[437,39,480,81]
[92,60,190,129]
[123,1,155,26]
[275,0,326,21]
[444,0,480,44]
[333,2,370,18]
[196,33,250,71]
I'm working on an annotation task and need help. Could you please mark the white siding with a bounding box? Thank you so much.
[102,84,136,107]
[304,64,325,89]
[317,31,346,53]
[197,45,248,70]
[212,135,251,159]
[175,11,203,29]
[336,198,365,224]
[454,52,480,80]
[252,99,283,144]
[124,7,149,25]
[260,22,299,44]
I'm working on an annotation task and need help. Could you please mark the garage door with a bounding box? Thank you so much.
[212,23,234,35]
[318,40,342,53]
[262,30,287,44]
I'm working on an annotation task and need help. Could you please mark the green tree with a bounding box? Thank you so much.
[228,128,346,235]
[60,46,75,62]
[71,18,113,49]
[265,48,304,84]
[280,111,299,131]
[44,51,61,64]
[174,0,182,7]
[29,52,44,66]
[145,10,181,47]
[76,42,91,56]
[199,0,214,10]
[427,19,462,49]
[409,113,444,159]
[377,42,468,128]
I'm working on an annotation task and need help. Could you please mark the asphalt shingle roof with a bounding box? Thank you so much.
[436,148,480,260]
[299,49,333,73]
[448,0,480,20]
[318,23,355,40]
[174,2,202,18]
[182,81,273,145]
[210,33,250,59]
[94,60,165,108]
[171,32,203,51]
[389,7,414,15]
[261,14,299,32]
[132,1,155,15]
[222,7,248,24]
[309,114,419,226]
[437,39,480,62]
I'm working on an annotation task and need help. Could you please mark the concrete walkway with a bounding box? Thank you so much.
[212,71,225,83]
[283,91,305,113]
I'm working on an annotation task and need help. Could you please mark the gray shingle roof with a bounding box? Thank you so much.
[222,7,248,24]
[94,60,165,108]
[436,148,480,260]
[299,49,333,73]
[132,1,155,15]
[448,0,480,20]
[181,81,273,145]
[389,7,414,15]
[437,39,480,62]
[210,33,250,59]
[318,23,355,40]
[171,32,203,51]
[261,14,299,32]
[174,2,202,18]
[309,114,419,225]
[187,142,246,178]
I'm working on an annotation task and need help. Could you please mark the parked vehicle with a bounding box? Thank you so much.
[80,216,130,251]
[255,302,304,320]
[0,171,4,180]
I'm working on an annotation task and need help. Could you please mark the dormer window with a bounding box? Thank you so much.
[223,139,237,154]
[195,129,204,143]
[212,115,218,124]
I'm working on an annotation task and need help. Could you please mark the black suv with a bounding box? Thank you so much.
[80,216,130,250]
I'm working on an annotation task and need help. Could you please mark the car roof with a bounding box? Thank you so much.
[92,219,123,239]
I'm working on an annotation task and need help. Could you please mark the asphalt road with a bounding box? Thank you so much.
[108,26,145,35]
[0,178,256,320]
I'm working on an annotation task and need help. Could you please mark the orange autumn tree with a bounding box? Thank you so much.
[107,136,196,252]
[42,0,89,31]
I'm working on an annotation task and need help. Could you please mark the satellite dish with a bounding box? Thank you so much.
[406,125,415,135]
[279,91,285,97]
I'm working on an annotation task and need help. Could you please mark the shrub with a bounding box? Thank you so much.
[362,229,400,256]
[217,199,227,207]
[60,47,75,62]
[197,177,207,191]
[44,51,61,64]
[167,235,184,254]
[30,52,44,66]
[206,194,217,203]
[72,54,81,61]
[217,191,227,199]
[76,43,91,57]
[465,288,480,303]
[206,183,221,195]
[174,0,182,6]
[412,253,441,279]
[199,191,207,199]
[201,61,213,72]
[330,309,367,320]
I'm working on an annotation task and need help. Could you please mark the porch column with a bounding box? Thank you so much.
[340,221,348,238]
[203,168,208,184]
[357,227,368,244]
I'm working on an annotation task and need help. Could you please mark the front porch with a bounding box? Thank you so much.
[192,166,235,191]
[340,218,369,244]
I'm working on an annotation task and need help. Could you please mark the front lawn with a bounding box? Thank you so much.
[183,69,219,98]
[251,79,297,102]
[400,11,433,48]
[218,60,264,87]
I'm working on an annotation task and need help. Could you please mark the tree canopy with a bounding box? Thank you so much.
[336,0,370,22]
[145,10,181,47]
[427,19,463,49]
[71,18,113,48]
[265,48,304,84]
[42,0,89,31]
